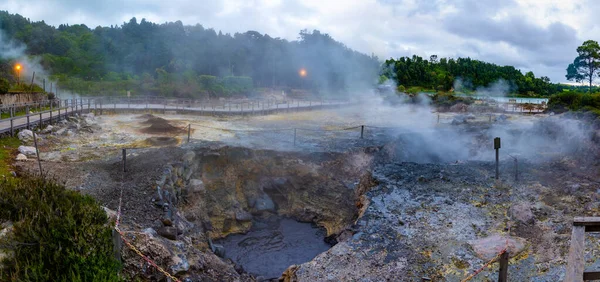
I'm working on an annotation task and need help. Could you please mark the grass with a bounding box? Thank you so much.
[0,137,21,178]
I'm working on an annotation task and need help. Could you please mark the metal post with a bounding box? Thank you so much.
[494,137,501,180]
[360,125,364,139]
[10,119,13,137]
[293,128,297,146]
[33,131,43,177]
[122,149,127,173]
[39,113,42,128]
[437,114,440,124]
[188,124,191,143]
[27,115,30,130]
[498,251,509,282]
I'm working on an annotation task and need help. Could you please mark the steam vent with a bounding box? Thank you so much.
[2,6,600,282]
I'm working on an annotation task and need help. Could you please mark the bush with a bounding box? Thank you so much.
[397,85,406,93]
[0,78,9,94]
[0,176,121,281]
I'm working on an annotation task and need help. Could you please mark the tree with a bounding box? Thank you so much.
[566,40,600,93]
[0,78,9,94]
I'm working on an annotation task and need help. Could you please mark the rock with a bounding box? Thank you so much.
[252,193,275,212]
[469,235,527,260]
[143,228,157,237]
[497,114,509,122]
[509,202,535,224]
[452,115,467,125]
[235,210,253,222]
[41,125,54,133]
[55,128,66,136]
[15,153,27,161]
[17,129,34,142]
[18,146,37,156]
[102,206,117,222]
[66,130,75,137]
[0,221,14,263]
[213,244,226,257]
[157,226,178,240]
[188,179,205,192]
[170,254,190,274]
[162,217,173,226]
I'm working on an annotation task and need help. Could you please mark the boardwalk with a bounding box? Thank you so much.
[0,97,347,135]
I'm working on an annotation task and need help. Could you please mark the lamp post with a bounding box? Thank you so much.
[15,64,21,86]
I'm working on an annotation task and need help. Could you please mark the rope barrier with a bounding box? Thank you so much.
[461,224,511,282]
[114,158,182,282]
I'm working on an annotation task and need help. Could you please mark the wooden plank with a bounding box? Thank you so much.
[573,217,600,226]
[585,225,600,233]
[566,225,586,282]
[583,270,600,281]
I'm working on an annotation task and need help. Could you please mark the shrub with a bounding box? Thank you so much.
[0,176,122,281]
[0,78,9,94]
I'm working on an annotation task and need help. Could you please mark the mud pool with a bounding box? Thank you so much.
[216,216,331,279]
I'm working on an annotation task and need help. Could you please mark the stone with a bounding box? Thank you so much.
[157,226,178,240]
[252,193,275,212]
[235,210,253,222]
[18,146,37,156]
[170,254,190,274]
[213,244,226,257]
[66,130,75,137]
[17,129,34,142]
[469,235,527,260]
[509,202,535,224]
[102,206,117,222]
[41,125,54,134]
[188,179,205,192]
[142,228,157,237]
[55,128,66,136]
[15,153,27,161]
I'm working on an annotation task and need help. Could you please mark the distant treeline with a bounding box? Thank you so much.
[0,11,379,97]
[380,55,584,97]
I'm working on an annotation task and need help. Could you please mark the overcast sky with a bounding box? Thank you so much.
[2,0,598,83]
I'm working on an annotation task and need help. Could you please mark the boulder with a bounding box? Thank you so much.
[102,206,117,222]
[252,193,275,212]
[509,202,535,224]
[235,210,253,222]
[41,125,54,134]
[157,226,178,240]
[188,179,205,192]
[15,153,27,161]
[170,254,190,274]
[18,146,37,156]
[469,235,526,260]
[17,129,34,142]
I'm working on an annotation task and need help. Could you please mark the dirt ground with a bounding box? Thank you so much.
[13,107,600,281]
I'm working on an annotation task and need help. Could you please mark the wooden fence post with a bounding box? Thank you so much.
[498,251,508,282]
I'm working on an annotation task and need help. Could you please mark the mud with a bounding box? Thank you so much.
[216,215,330,279]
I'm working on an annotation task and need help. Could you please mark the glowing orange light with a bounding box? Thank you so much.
[299,68,307,77]
[15,64,21,71]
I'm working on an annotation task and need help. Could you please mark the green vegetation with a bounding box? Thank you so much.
[0,137,20,177]
[0,11,379,97]
[548,92,600,115]
[566,40,600,93]
[381,55,559,96]
[0,176,121,281]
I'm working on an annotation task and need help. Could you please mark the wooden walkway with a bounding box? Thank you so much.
[566,217,600,282]
[0,97,347,136]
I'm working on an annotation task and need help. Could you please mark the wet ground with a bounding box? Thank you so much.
[216,215,330,280]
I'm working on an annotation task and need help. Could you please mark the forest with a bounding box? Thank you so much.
[0,10,595,99]
[380,55,576,96]
[0,11,379,97]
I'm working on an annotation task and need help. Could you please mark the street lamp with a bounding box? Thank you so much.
[15,64,21,85]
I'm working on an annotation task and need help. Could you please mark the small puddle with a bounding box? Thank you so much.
[216,215,331,279]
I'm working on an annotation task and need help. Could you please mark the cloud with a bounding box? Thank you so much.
[1,0,596,83]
